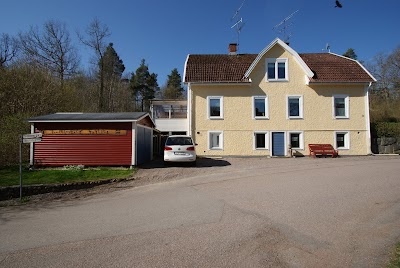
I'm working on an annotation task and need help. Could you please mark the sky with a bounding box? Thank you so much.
[1,0,400,85]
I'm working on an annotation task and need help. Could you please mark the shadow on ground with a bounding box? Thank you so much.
[138,157,231,169]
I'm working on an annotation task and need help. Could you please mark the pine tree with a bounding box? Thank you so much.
[343,48,357,60]
[163,68,184,99]
[100,43,125,111]
[130,59,159,111]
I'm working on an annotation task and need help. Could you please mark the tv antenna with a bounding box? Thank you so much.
[231,0,246,51]
[272,10,299,43]
[322,43,331,53]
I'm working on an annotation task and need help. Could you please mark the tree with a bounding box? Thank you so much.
[78,18,110,112]
[130,59,159,112]
[101,43,126,111]
[163,68,184,99]
[343,48,357,60]
[19,20,79,84]
[368,46,400,123]
[0,33,19,68]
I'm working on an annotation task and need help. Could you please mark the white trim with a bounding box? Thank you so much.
[254,131,269,150]
[207,96,224,120]
[184,82,252,86]
[270,131,287,157]
[287,131,304,150]
[333,94,349,119]
[208,130,224,150]
[287,95,304,119]
[183,54,190,83]
[329,52,377,82]
[245,38,314,79]
[131,122,137,166]
[187,83,192,137]
[365,83,372,154]
[334,131,350,150]
[266,58,289,82]
[252,96,269,119]
[30,123,34,165]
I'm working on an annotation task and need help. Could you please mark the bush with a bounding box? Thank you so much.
[0,114,31,166]
[372,122,400,138]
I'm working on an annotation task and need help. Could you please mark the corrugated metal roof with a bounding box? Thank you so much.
[28,112,148,122]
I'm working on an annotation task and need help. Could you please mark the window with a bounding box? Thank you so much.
[288,131,304,149]
[209,131,223,150]
[287,95,303,119]
[254,131,268,150]
[266,58,288,81]
[252,96,269,119]
[335,131,350,149]
[333,95,349,118]
[207,96,223,119]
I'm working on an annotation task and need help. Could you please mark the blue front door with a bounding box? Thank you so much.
[272,132,285,156]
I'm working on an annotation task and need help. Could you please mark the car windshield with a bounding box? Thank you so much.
[166,137,193,146]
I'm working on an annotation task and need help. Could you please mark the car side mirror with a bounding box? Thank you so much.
[195,143,198,146]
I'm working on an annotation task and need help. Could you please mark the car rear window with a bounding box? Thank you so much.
[166,137,193,146]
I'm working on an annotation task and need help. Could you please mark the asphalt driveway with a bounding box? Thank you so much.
[1,156,399,267]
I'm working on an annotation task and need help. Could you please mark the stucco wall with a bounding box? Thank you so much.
[190,45,370,156]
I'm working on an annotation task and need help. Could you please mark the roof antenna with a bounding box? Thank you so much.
[272,10,299,44]
[231,0,246,52]
[322,43,331,53]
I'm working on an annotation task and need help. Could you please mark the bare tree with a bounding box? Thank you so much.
[19,20,79,85]
[78,18,111,112]
[0,33,19,68]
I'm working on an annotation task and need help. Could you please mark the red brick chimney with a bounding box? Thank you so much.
[228,43,237,55]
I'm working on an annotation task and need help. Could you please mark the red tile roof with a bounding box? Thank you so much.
[299,53,375,83]
[184,53,375,83]
[184,54,257,83]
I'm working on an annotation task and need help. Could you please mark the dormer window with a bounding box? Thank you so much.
[266,58,288,81]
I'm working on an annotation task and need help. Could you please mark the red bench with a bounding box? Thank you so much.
[308,144,339,158]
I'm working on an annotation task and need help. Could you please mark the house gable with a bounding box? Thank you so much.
[244,38,314,80]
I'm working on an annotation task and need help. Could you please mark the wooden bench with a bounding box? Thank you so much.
[308,144,339,158]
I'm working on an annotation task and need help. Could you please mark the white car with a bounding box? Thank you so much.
[164,135,196,165]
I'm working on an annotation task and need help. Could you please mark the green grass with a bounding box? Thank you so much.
[388,243,400,268]
[0,166,134,187]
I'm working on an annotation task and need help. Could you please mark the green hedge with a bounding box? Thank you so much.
[371,122,400,138]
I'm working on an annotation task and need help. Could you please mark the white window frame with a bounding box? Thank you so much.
[252,96,269,119]
[334,131,350,150]
[208,131,224,150]
[266,58,288,82]
[254,131,269,150]
[287,95,303,119]
[332,95,349,119]
[207,96,224,120]
[287,131,304,150]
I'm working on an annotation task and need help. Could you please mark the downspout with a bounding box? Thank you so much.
[365,82,372,155]
[187,83,192,137]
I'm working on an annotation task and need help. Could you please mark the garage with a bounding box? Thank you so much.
[28,112,155,167]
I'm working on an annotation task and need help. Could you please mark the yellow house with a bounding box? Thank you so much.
[183,38,376,156]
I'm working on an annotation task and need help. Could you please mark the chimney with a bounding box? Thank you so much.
[228,43,237,55]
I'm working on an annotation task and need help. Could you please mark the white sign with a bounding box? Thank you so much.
[23,133,43,139]
[23,137,42,143]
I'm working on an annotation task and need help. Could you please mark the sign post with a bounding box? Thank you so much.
[19,133,42,200]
